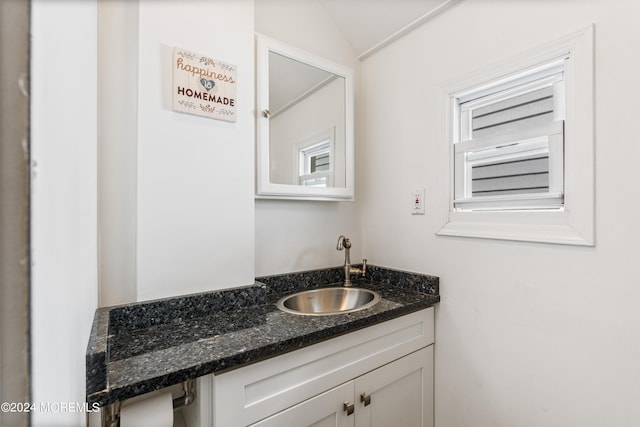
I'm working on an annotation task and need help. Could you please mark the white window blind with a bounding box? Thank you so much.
[453,59,566,211]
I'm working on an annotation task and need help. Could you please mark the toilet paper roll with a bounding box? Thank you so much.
[120,391,174,427]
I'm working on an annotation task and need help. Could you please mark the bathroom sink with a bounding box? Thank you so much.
[276,287,380,316]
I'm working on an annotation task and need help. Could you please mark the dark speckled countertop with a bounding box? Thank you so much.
[86,265,439,406]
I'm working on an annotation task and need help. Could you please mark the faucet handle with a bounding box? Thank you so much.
[337,235,352,250]
[336,235,346,250]
[361,259,367,276]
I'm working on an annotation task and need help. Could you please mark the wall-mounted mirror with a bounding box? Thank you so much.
[256,34,354,200]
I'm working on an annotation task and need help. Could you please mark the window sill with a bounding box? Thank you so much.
[437,210,594,246]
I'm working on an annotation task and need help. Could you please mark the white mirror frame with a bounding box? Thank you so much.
[255,33,355,201]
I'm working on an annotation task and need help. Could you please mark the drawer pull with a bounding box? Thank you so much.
[343,401,354,416]
[360,393,371,406]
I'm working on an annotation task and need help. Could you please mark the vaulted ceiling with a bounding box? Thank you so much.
[264,0,457,112]
[317,0,453,58]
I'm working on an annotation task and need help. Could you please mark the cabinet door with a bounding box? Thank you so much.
[249,381,355,427]
[355,346,433,427]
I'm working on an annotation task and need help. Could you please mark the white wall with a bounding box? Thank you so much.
[98,0,139,306]
[359,1,640,426]
[135,0,255,301]
[97,0,255,304]
[31,1,99,425]
[254,0,364,276]
[97,0,362,299]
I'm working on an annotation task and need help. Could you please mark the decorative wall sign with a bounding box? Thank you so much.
[172,47,237,122]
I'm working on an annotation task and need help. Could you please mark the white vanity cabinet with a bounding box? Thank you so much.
[187,307,434,427]
[251,346,433,427]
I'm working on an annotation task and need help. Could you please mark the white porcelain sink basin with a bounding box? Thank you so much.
[276,287,380,316]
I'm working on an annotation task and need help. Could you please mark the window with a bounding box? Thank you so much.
[438,26,595,246]
[299,140,331,187]
[454,59,565,211]
[296,127,335,187]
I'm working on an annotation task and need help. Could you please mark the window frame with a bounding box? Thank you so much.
[437,25,595,246]
[294,127,335,187]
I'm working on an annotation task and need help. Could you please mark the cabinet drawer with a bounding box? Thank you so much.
[213,307,434,427]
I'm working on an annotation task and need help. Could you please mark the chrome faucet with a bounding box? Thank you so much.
[336,235,367,287]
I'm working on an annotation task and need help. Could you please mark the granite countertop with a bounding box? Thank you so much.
[86,265,440,406]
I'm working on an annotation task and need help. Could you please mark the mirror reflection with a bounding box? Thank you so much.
[267,52,347,188]
[256,34,354,200]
